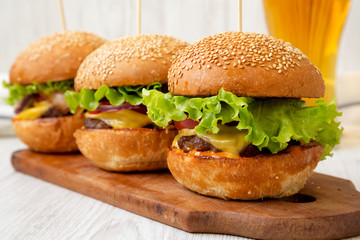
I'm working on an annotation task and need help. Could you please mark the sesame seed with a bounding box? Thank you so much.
[167,32,307,82]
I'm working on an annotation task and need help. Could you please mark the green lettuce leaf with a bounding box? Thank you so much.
[2,79,74,105]
[142,88,343,159]
[65,82,162,113]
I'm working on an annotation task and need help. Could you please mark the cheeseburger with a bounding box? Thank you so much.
[4,31,106,152]
[143,32,342,200]
[65,34,188,171]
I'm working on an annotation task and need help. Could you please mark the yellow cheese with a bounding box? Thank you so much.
[173,125,250,158]
[15,101,52,120]
[85,109,153,129]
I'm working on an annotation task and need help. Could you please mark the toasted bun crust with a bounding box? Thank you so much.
[74,127,177,171]
[12,114,84,153]
[10,31,106,85]
[167,145,323,200]
[169,32,325,98]
[75,34,188,91]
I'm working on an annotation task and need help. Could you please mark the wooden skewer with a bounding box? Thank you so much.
[137,0,141,35]
[238,0,242,32]
[58,0,67,31]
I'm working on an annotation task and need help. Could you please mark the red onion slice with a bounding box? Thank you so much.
[14,94,36,114]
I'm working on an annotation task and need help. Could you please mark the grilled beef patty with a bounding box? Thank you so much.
[84,118,112,129]
[177,135,299,157]
[177,135,220,153]
[41,107,71,118]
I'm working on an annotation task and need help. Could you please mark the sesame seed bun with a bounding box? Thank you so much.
[74,127,177,171]
[72,34,188,172]
[167,144,323,200]
[10,31,107,85]
[168,32,325,98]
[12,114,84,153]
[75,34,188,91]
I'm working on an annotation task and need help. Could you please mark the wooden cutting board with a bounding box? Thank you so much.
[11,149,360,240]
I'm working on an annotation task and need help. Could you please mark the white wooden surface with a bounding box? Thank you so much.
[0,0,359,76]
[0,105,359,240]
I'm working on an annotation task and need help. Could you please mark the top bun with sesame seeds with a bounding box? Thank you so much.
[168,31,325,98]
[10,31,107,85]
[75,34,189,91]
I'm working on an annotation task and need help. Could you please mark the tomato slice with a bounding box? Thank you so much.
[174,118,199,130]
[87,110,101,114]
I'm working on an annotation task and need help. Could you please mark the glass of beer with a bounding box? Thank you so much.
[263,0,351,104]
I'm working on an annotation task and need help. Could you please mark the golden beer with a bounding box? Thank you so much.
[263,0,351,104]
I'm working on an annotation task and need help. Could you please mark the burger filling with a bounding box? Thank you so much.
[64,82,163,129]
[173,125,250,158]
[3,79,75,120]
[83,102,153,129]
[172,121,279,157]
[142,88,343,160]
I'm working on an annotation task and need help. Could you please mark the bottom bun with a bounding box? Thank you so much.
[167,145,323,200]
[74,127,177,172]
[12,114,84,153]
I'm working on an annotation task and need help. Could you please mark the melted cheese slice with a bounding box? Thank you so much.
[173,125,250,158]
[15,101,52,120]
[85,110,153,129]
